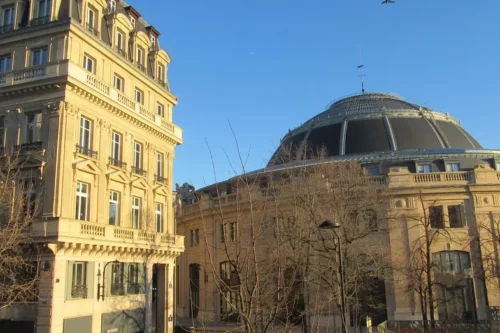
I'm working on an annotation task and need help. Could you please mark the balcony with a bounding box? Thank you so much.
[154,174,168,185]
[71,285,88,299]
[75,145,98,159]
[14,66,46,82]
[0,24,13,33]
[136,63,146,72]
[131,166,147,177]
[157,79,166,88]
[30,16,50,26]
[116,47,126,57]
[14,141,43,153]
[127,283,140,294]
[109,157,127,169]
[85,23,99,37]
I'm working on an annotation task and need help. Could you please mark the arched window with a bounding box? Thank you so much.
[432,251,471,273]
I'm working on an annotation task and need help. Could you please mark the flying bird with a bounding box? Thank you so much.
[381,0,395,4]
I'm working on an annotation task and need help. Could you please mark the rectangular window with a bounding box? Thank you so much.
[86,7,95,32]
[150,36,156,48]
[75,182,89,221]
[22,178,37,217]
[448,205,465,228]
[133,141,142,170]
[365,166,381,176]
[190,230,194,247]
[156,152,164,177]
[417,164,432,173]
[157,103,164,117]
[79,117,92,150]
[26,112,42,143]
[109,190,120,225]
[446,163,460,172]
[229,222,236,242]
[116,30,124,53]
[83,55,95,74]
[127,263,140,294]
[195,228,199,246]
[0,54,12,72]
[111,131,122,162]
[113,74,124,91]
[131,196,141,229]
[37,0,51,18]
[135,88,143,105]
[220,223,225,243]
[136,47,144,65]
[111,263,124,295]
[429,206,444,228]
[71,262,88,299]
[155,202,163,232]
[2,6,14,28]
[31,47,48,66]
[157,64,164,82]
[108,0,116,13]
[129,15,135,27]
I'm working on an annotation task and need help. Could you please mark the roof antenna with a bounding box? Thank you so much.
[357,48,365,93]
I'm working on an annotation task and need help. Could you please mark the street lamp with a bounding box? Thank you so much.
[318,220,347,333]
[97,259,120,301]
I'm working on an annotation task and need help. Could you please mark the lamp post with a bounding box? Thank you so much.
[97,259,120,301]
[318,220,347,333]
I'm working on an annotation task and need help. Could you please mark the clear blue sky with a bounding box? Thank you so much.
[127,0,500,189]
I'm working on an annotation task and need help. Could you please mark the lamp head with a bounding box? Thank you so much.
[318,220,341,229]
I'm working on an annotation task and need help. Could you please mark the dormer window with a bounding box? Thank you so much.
[2,6,14,31]
[157,64,165,84]
[108,0,116,13]
[150,36,156,49]
[86,6,97,35]
[129,15,135,28]
[37,0,51,18]
[136,47,145,71]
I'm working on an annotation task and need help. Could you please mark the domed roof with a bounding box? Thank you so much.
[269,93,482,166]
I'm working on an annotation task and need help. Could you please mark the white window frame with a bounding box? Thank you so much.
[156,103,164,117]
[108,0,116,13]
[86,7,95,30]
[150,35,156,48]
[417,163,432,173]
[79,117,92,150]
[0,54,12,72]
[445,162,460,172]
[113,74,124,91]
[129,15,135,27]
[155,202,163,232]
[135,88,143,105]
[109,190,120,226]
[156,152,164,177]
[2,6,14,27]
[133,141,142,170]
[111,131,122,161]
[75,181,89,221]
[31,47,48,66]
[71,261,87,298]
[131,196,141,229]
[116,30,124,52]
[83,54,95,74]
[136,47,144,65]
[26,112,42,143]
[157,64,164,82]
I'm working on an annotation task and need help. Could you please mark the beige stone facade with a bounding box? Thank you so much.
[176,164,500,327]
[0,0,184,332]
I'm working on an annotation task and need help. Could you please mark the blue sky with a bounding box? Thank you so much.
[127,0,500,189]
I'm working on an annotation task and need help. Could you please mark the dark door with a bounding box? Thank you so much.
[189,263,200,318]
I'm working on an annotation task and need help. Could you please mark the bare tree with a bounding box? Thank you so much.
[0,155,41,309]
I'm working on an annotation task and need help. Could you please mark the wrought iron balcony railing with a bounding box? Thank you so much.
[127,283,140,294]
[116,48,126,57]
[76,145,98,159]
[110,283,125,296]
[71,284,88,299]
[30,16,50,26]
[136,63,146,72]
[131,166,147,177]
[157,79,166,88]
[14,141,43,153]
[0,24,13,33]
[85,23,99,36]
[109,157,127,169]
[154,174,168,185]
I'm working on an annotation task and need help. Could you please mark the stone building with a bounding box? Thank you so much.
[0,0,183,332]
[176,93,500,328]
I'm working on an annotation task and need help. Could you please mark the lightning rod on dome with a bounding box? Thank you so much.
[357,48,365,93]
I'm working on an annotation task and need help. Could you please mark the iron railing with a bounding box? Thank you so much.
[131,166,147,177]
[154,174,167,185]
[14,141,43,153]
[385,320,491,333]
[0,24,13,33]
[71,285,88,299]
[127,283,140,294]
[110,283,125,296]
[76,145,98,159]
[109,157,127,169]
[157,79,166,87]
[85,23,99,36]
[30,16,50,26]
[136,63,146,72]
[116,48,126,57]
